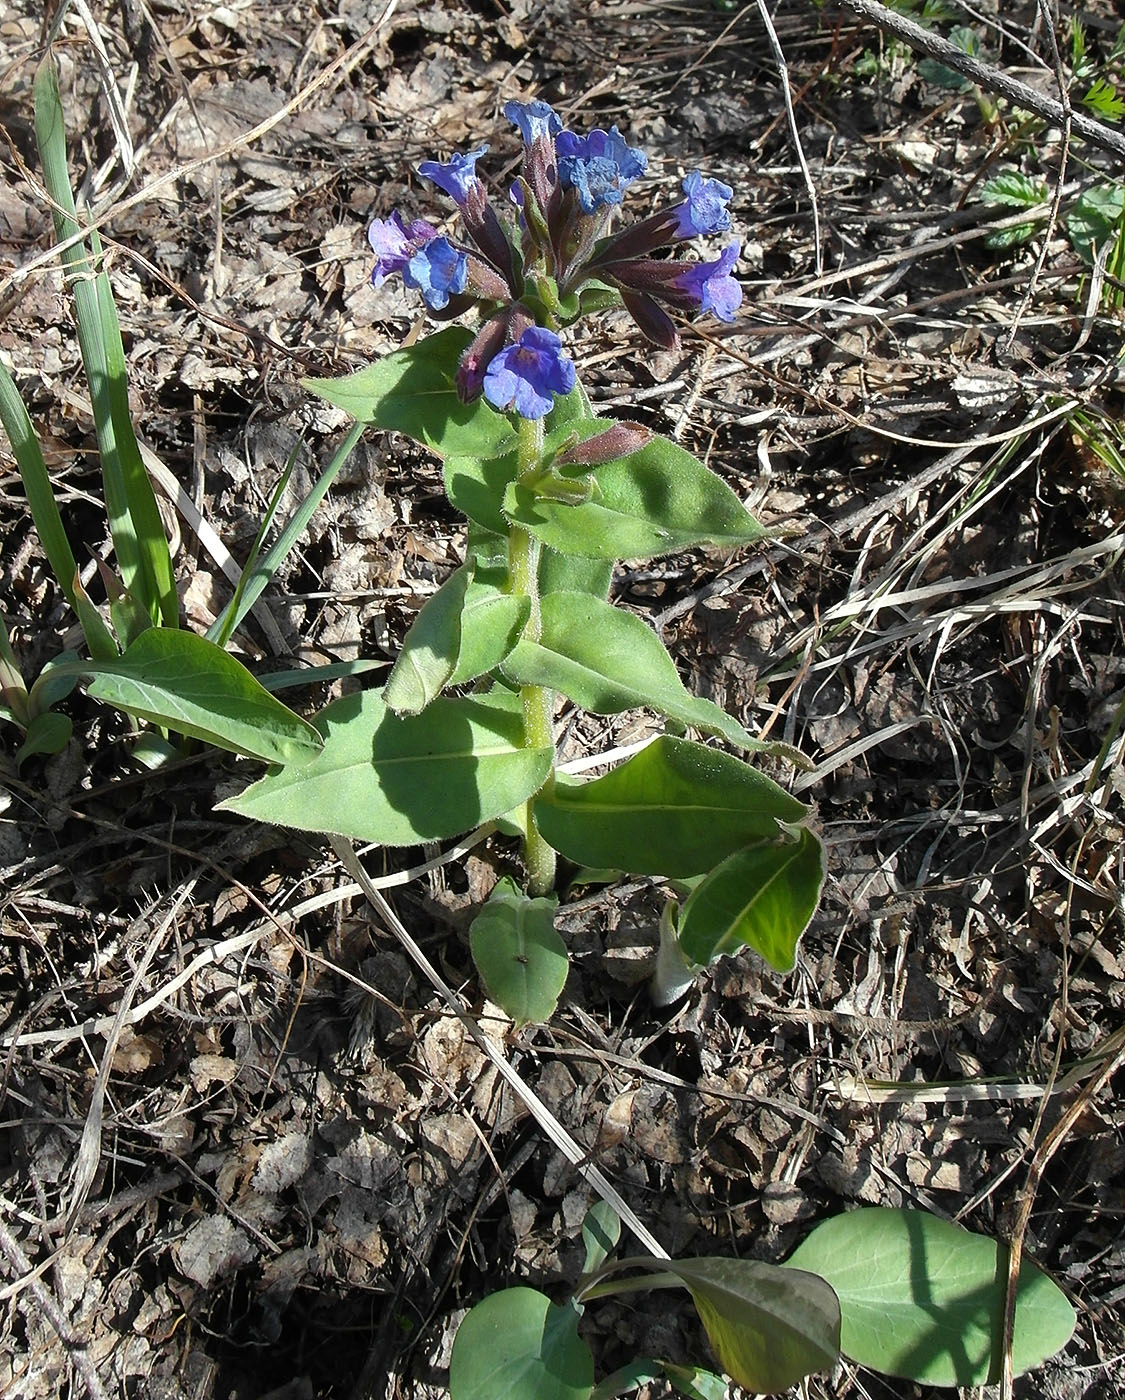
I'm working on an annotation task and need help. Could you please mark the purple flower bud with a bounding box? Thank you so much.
[457,307,529,401]
[368,211,439,286]
[418,146,489,207]
[673,240,742,321]
[402,236,468,311]
[555,421,651,467]
[504,99,562,146]
[674,172,733,238]
[620,288,679,349]
[483,326,576,420]
[556,126,647,213]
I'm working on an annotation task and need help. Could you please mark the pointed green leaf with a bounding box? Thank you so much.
[450,1288,593,1400]
[304,327,515,460]
[657,1363,727,1400]
[383,564,472,715]
[16,710,72,763]
[503,593,766,751]
[669,1257,839,1392]
[504,436,765,561]
[469,877,566,1025]
[785,1208,1077,1387]
[445,451,519,535]
[534,736,808,877]
[219,686,553,845]
[449,582,530,686]
[84,629,323,762]
[677,827,826,972]
[586,1256,838,1393]
[581,1201,622,1276]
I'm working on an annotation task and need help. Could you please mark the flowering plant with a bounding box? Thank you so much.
[221,100,825,1019]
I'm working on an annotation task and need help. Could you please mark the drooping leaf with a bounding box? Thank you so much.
[533,736,808,877]
[469,877,566,1025]
[84,629,323,763]
[450,1288,593,1400]
[585,1256,839,1394]
[677,827,826,972]
[383,564,472,715]
[502,592,766,751]
[785,1208,1077,1387]
[504,435,765,561]
[219,685,553,845]
[304,327,516,460]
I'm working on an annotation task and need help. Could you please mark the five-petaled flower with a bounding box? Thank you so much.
[483,327,576,420]
[367,99,740,419]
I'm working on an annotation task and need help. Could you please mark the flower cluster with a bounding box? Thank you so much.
[368,99,741,420]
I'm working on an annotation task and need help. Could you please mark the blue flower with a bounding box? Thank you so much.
[674,172,733,238]
[368,211,438,286]
[403,236,469,311]
[483,326,576,419]
[673,241,742,321]
[504,99,562,146]
[418,146,489,207]
[556,127,647,213]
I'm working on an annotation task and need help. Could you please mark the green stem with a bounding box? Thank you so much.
[509,414,556,895]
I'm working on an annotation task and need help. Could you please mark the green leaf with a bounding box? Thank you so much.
[534,736,808,877]
[448,581,530,686]
[1068,183,1125,266]
[581,1201,622,1275]
[16,710,72,763]
[980,171,1048,211]
[539,550,613,600]
[918,26,978,91]
[383,564,472,715]
[34,55,177,629]
[503,592,766,752]
[450,1288,593,1400]
[785,1208,1077,1387]
[504,434,765,561]
[469,877,567,1025]
[443,418,607,535]
[658,1364,727,1400]
[1082,77,1125,122]
[219,685,553,845]
[84,629,324,763]
[304,328,515,461]
[677,827,826,973]
[586,1256,839,1393]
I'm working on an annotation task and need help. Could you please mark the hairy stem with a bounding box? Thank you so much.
[509,413,556,894]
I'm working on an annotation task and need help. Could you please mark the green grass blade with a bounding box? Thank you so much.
[0,357,117,659]
[33,53,178,629]
[206,420,366,645]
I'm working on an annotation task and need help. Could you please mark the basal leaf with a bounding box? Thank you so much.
[502,592,764,751]
[785,1208,1077,1387]
[504,435,765,561]
[677,827,826,972]
[219,685,552,845]
[383,563,472,715]
[450,1288,593,1400]
[304,327,515,460]
[1067,183,1125,267]
[581,1201,622,1276]
[84,629,323,763]
[533,736,808,877]
[469,877,566,1025]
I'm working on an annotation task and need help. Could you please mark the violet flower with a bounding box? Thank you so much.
[483,327,575,420]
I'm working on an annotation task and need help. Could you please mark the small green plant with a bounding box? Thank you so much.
[0,54,376,771]
[449,1203,1076,1398]
[218,101,827,1020]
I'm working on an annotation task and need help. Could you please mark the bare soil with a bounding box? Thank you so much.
[1,2,1123,1398]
